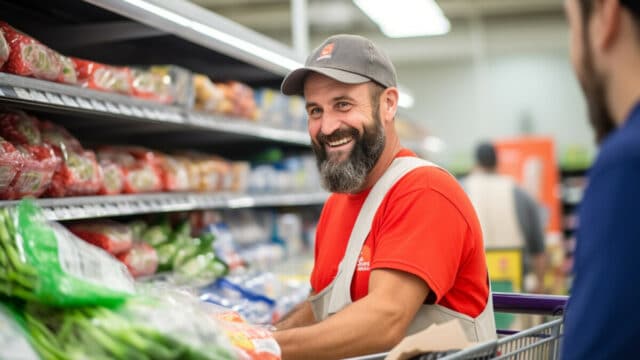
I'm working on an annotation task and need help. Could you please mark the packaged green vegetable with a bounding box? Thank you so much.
[24,290,236,360]
[0,200,134,307]
[0,303,40,360]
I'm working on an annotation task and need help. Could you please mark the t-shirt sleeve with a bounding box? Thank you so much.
[371,174,472,302]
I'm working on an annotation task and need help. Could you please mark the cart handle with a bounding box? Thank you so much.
[492,292,568,316]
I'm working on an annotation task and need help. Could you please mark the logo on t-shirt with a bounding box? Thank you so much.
[356,245,371,272]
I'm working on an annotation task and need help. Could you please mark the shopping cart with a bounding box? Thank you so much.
[349,292,568,360]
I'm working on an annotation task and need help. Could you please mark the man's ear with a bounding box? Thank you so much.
[382,87,399,123]
[593,0,622,52]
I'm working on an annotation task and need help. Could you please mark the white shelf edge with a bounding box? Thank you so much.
[0,192,328,221]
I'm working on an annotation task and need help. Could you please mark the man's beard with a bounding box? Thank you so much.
[311,113,385,193]
[581,28,616,144]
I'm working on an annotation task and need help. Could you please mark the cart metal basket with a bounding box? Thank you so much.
[349,292,568,360]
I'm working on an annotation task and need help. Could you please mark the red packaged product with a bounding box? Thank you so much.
[0,145,59,199]
[57,55,78,85]
[72,57,132,95]
[0,111,42,145]
[0,22,62,81]
[116,242,158,278]
[0,112,59,199]
[40,121,102,197]
[0,28,9,69]
[0,136,23,193]
[205,304,281,360]
[99,160,125,195]
[131,69,173,104]
[158,154,190,192]
[68,220,133,255]
[97,147,163,193]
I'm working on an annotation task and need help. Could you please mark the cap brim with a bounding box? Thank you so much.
[281,67,371,96]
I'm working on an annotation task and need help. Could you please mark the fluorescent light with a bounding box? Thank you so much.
[122,0,303,71]
[353,0,450,38]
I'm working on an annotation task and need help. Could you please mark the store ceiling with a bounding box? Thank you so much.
[191,0,567,63]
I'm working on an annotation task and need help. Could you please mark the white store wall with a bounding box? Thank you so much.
[396,51,594,166]
[362,11,596,168]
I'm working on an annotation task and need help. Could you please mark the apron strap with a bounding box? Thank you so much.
[327,156,440,315]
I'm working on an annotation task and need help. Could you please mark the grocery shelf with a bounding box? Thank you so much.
[0,192,329,221]
[83,0,303,76]
[0,73,310,146]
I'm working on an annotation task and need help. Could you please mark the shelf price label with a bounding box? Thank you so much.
[143,108,158,120]
[118,104,133,116]
[130,106,145,118]
[90,99,107,112]
[30,90,49,103]
[76,97,93,110]
[61,95,79,107]
[13,87,32,100]
[45,92,64,105]
[105,102,121,114]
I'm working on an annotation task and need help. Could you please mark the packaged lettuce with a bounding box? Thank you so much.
[0,303,40,360]
[0,200,134,307]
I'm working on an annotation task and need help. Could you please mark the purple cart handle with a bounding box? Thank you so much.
[492,292,568,316]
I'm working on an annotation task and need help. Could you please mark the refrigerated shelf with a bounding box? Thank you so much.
[0,192,328,221]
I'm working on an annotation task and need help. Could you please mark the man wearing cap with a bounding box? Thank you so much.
[273,34,496,359]
[562,0,640,358]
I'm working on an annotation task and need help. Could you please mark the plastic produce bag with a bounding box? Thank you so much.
[131,68,173,103]
[117,242,159,278]
[68,220,133,255]
[0,112,59,199]
[57,55,77,84]
[158,154,190,192]
[150,65,194,107]
[0,28,9,69]
[0,22,62,81]
[24,290,236,360]
[40,121,103,197]
[203,302,281,360]
[73,57,133,95]
[0,201,135,306]
[97,147,163,193]
[0,135,23,193]
[99,159,125,195]
[0,303,40,360]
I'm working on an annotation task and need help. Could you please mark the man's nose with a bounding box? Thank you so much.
[319,114,341,136]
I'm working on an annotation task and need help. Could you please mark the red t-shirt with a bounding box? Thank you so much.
[310,149,489,317]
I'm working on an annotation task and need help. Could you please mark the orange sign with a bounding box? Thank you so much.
[494,136,561,233]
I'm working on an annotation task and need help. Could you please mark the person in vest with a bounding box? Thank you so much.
[562,0,640,358]
[464,142,547,294]
[272,34,496,360]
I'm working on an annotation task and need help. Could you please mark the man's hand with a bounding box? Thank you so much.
[273,268,430,360]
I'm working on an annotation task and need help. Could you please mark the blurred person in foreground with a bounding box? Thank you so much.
[271,34,496,360]
[464,142,547,295]
[563,0,640,358]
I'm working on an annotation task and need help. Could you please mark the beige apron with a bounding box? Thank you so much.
[309,157,497,343]
[465,173,526,249]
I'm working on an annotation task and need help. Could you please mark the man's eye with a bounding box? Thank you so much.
[308,107,321,116]
[337,102,351,110]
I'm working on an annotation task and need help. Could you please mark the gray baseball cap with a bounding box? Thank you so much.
[281,34,397,96]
